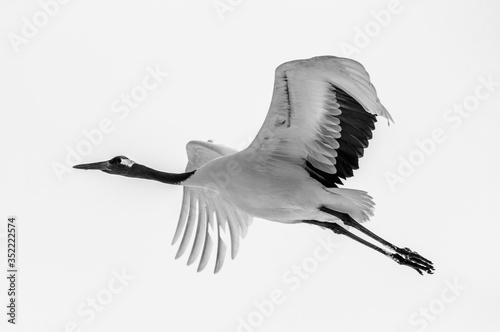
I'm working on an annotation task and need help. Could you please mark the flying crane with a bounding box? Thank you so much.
[74,56,435,275]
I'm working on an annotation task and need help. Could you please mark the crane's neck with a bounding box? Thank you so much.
[129,164,195,185]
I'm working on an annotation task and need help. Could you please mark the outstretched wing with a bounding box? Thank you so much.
[172,140,253,273]
[248,56,393,186]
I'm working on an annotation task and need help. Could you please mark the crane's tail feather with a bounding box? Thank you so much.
[324,188,375,223]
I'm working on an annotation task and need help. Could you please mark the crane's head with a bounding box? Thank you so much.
[73,155,137,177]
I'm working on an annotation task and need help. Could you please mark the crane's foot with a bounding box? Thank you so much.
[390,248,434,275]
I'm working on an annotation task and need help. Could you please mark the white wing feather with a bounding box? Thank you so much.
[247,56,392,186]
[172,140,253,273]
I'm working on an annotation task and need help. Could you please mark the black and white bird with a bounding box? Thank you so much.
[74,56,434,275]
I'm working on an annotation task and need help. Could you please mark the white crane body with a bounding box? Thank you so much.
[186,146,371,224]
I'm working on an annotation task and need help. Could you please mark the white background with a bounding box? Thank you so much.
[1,0,500,331]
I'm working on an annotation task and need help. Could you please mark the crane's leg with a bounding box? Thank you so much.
[304,221,434,275]
[320,207,434,269]
[318,206,434,274]
[302,220,431,275]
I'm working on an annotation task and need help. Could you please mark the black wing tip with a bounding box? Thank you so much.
[304,85,378,187]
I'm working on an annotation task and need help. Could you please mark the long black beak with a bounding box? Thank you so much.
[73,161,109,170]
